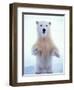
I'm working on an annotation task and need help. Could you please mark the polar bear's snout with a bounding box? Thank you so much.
[42,28,46,34]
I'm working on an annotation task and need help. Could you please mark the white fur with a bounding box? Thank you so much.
[36,21,51,38]
[36,55,52,73]
[32,21,59,74]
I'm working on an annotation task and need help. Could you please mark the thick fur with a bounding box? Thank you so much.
[32,21,59,74]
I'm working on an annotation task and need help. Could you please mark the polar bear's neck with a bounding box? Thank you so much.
[38,36,51,42]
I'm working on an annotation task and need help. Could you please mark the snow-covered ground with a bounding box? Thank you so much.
[24,56,64,75]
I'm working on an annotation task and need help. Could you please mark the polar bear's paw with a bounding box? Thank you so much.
[32,47,39,55]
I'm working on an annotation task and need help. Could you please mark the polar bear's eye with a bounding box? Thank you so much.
[40,25,42,27]
[46,25,48,27]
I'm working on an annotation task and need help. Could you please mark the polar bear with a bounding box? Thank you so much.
[32,21,60,74]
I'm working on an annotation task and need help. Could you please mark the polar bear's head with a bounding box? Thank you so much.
[36,21,51,38]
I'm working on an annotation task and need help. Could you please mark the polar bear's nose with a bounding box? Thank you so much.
[43,28,46,34]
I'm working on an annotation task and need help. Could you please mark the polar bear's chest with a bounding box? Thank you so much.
[38,39,52,57]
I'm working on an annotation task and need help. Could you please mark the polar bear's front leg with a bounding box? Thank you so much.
[32,45,42,56]
[51,48,60,58]
[32,47,39,55]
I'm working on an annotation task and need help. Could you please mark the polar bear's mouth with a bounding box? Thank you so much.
[42,28,46,34]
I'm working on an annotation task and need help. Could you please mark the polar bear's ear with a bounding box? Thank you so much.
[36,21,39,24]
[49,22,51,25]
